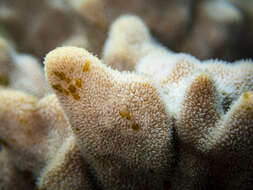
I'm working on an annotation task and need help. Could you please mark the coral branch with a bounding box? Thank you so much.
[45,46,174,189]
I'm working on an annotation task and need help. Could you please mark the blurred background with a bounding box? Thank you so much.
[0,0,252,63]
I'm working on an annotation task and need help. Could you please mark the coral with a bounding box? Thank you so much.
[37,135,93,190]
[227,0,253,58]
[0,37,49,97]
[69,0,251,60]
[0,90,78,189]
[70,0,192,47]
[181,0,243,59]
[0,0,252,61]
[0,14,253,190]
[0,0,105,58]
[0,149,35,190]
[102,15,168,71]
[45,46,174,190]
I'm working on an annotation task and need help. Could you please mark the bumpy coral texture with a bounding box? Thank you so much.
[0,15,253,190]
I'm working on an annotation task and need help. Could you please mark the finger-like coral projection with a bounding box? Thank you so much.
[0,37,49,97]
[0,90,77,189]
[0,90,71,173]
[45,46,174,190]
[0,15,253,190]
[103,15,168,71]
[37,135,94,190]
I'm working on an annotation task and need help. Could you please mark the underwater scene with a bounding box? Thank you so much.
[0,0,253,189]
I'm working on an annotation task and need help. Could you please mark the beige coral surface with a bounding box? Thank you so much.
[0,8,253,190]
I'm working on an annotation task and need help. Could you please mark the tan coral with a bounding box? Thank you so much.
[0,88,99,190]
[0,0,104,59]
[0,90,72,176]
[0,37,49,97]
[205,91,253,190]
[44,41,253,189]
[69,0,250,60]
[0,149,35,190]
[102,15,168,71]
[176,73,222,154]
[134,43,253,190]
[37,135,93,190]
[45,46,174,189]
[46,17,252,189]
[1,0,251,61]
[0,90,46,174]
[1,14,253,190]
[0,37,12,86]
[181,0,243,60]
[70,0,192,46]
[105,15,253,189]
[228,0,253,58]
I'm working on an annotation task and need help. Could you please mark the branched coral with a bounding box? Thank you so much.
[0,15,253,190]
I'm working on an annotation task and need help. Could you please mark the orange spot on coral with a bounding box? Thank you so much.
[52,84,64,93]
[63,89,70,96]
[53,71,71,83]
[52,84,69,96]
[72,93,80,101]
[83,61,90,72]
[68,84,80,100]
[244,92,250,100]
[119,107,131,120]
[68,84,76,93]
[19,117,28,125]
[75,78,82,88]
[131,122,140,131]
[75,127,81,132]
